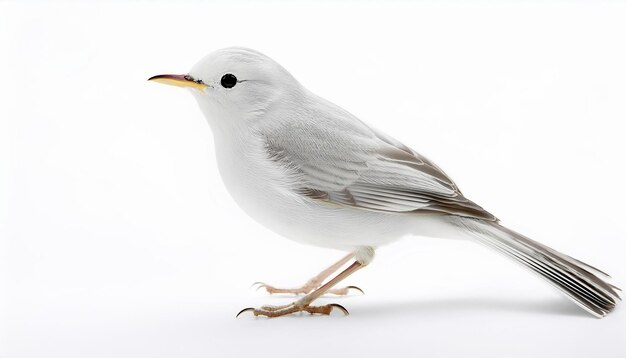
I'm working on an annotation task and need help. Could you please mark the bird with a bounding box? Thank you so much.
[149,47,620,318]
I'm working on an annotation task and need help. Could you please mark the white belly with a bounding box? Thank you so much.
[212,136,459,251]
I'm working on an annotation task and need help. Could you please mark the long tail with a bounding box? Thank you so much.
[453,217,621,317]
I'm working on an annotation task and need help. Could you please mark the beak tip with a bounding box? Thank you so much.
[147,73,207,91]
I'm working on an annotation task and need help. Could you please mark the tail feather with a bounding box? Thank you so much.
[454,217,621,318]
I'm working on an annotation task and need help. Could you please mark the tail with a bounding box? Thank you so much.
[453,217,621,317]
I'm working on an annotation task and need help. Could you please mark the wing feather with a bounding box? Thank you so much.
[261,100,496,221]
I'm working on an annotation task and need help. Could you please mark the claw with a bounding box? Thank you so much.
[346,285,365,295]
[252,282,272,292]
[329,303,350,316]
[236,307,255,318]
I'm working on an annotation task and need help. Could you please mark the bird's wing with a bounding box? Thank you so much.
[260,106,496,221]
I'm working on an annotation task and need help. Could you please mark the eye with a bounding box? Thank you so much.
[220,73,237,88]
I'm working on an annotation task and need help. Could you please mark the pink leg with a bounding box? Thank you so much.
[239,260,366,318]
[253,252,363,295]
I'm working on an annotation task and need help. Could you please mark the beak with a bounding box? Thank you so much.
[148,74,208,91]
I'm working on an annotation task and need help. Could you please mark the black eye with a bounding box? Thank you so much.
[220,73,237,88]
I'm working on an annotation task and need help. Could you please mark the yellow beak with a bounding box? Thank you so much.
[148,74,208,91]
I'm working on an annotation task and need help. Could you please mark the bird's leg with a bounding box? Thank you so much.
[238,258,367,318]
[253,252,363,295]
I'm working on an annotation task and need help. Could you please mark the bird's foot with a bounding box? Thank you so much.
[236,302,349,318]
[241,258,366,318]
[252,282,363,296]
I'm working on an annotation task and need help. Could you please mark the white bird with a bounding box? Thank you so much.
[149,47,620,318]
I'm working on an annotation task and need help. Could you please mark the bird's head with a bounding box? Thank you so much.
[149,47,301,131]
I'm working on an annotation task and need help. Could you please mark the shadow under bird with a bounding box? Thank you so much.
[149,47,620,318]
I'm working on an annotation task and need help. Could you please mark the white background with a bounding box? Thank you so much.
[1,1,625,357]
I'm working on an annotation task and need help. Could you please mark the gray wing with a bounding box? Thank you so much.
[261,108,497,222]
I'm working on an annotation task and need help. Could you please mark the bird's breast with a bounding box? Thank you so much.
[213,135,293,222]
